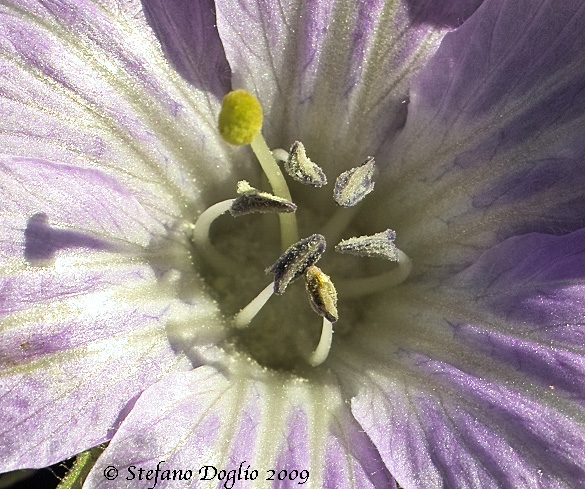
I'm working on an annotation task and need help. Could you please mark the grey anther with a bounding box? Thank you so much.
[266,234,326,294]
[305,265,338,323]
[335,229,398,261]
[333,157,376,207]
[230,180,297,216]
[284,141,328,187]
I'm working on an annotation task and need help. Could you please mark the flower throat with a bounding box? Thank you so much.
[191,90,411,370]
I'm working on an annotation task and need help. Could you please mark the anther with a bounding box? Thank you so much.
[283,141,327,187]
[333,157,376,207]
[305,265,338,323]
[266,234,326,294]
[335,229,398,261]
[218,90,263,146]
[230,181,297,216]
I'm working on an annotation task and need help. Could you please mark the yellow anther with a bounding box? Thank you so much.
[218,89,263,146]
[305,265,338,323]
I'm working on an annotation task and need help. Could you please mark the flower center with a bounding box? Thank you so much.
[191,90,412,372]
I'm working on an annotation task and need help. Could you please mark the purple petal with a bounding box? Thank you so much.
[140,0,231,98]
[380,0,585,270]
[335,227,585,488]
[85,366,395,488]
[1,156,167,254]
[215,0,481,168]
[0,0,239,473]
[351,358,585,489]
[451,228,585,398]
[406,0,485,28]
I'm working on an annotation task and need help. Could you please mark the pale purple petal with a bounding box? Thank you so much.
[334,227,585,488]
[0,0,236,216]
[351,359,585,489]
[379,0,585,271]
[0,271,188,472]
[85,366,395,488]
[215,0,483,169]
[0,1,241,470]
[1,156,167,254]
[0,154,194,470]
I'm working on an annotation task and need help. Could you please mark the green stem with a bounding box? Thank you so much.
[57,445,106,489]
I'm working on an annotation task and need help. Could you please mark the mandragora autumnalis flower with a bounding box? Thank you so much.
[2,0,585,488]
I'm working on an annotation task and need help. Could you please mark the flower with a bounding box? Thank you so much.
[2,0,585,488]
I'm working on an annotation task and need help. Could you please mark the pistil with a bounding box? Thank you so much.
[249,134,299,248]
[218,88,299,250]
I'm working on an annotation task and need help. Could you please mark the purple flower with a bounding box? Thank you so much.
[2,0,585,488]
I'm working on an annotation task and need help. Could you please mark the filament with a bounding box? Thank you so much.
[308,318,334,366]
[192,199,237,273]
[336,248,413,298]
[233,282,274,329]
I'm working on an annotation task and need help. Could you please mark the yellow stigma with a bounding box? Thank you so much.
[218,89,263,146]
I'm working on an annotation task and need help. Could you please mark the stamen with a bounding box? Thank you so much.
[305,265,338,323]
[283,141,328,187]
[192,199,237,272]
[233,282,274,329]
[308,318,334,367]
[335,229,397,261]
[321,206,360,245]
[266,234,326,294]
[271,148,290,163]
[336,248,413,298]
[333,157,376,207]
[230,180,297,216]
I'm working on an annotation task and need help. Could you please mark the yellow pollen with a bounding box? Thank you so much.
[305,265,338,323]
[218,89,263,146]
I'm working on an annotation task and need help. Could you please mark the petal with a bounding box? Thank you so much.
[379,0,585,269]
[333,228,585,488]
[406,0,485,28]
[0,0,239,472]
[85,364,395,488]
[0,156,166,257]
[351,358,585,489]
[0,264,188,471]
[140,0,231,98]
[0,155,231,470]
[215,0,483,167]
[0,0,235,214]
[450,227,585,398]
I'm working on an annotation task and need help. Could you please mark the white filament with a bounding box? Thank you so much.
[336,248,413,298]
[234,282,274,329]
[192,199,237,273]
[308,318,334,367]
[271,148,289,162]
